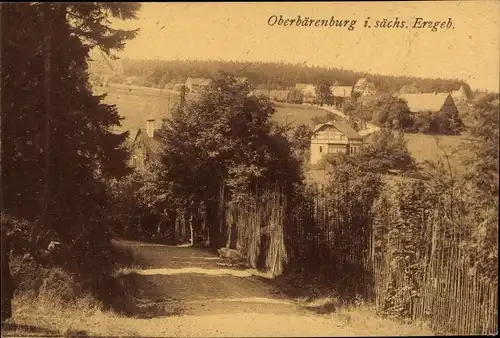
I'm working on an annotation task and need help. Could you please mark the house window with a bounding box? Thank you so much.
[328,145,345,154]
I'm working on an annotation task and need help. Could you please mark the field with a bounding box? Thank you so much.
[93,84,198,132]
[93,86,329,132]
[403,132,472,172]
[273,102,329,126]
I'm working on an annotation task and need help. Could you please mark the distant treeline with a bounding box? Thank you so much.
[118,59,471,94]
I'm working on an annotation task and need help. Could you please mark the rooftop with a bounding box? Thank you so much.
[313,121,362,139]
[330,86,353,97]
[398,92,452,112]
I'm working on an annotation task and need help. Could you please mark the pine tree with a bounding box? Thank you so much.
[1,3,140,271]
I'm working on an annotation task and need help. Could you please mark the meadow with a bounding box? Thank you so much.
[272,102,329,126]
[403,132,471,172]
[93,85,328,132]
[93,84,197,132]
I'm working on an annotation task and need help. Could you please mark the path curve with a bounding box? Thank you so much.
[113,239,359,337]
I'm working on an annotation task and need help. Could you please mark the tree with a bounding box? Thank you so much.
[459,94,499,280]
[286,89,304,104]
[290,123,313,162]
[311,111,340,125]
[367,94,413,130]
[408,108,464,135]
[1,3,140,279]
[357,129,417,174]
[343,97,370,131]
[315,80,333,106]
[156,72,301,247]
[463,93,499,198]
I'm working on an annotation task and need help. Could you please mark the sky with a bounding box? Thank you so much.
[112,1,499,91]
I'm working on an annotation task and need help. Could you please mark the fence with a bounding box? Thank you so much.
[283,180,498,335]
[206,176,497,335]
[370,183,498,335]
[216,183,287,275]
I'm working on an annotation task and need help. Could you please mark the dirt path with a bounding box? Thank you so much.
[110,239,359,337]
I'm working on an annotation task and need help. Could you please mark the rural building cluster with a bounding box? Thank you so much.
[87,50,469,170]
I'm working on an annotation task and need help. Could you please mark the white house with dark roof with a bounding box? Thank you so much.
[451,85,470,103]
[296,83,316,102]
[330,85,353,108]
[309,121,363,165]
[185,78,212,92]
[354,78,376,96]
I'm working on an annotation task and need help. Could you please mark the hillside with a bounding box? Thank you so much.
[92,85,323,132]
[116,58,471,94]
[273,103,328,127]
[93,84,198,132]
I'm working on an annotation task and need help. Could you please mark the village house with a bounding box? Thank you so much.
[185,77,212,93]
[171,83,185,91]
[251,89,290,102]
[296,83,316,103]
[398,92,459,115]
[128,119,163,171]
[353,78,376,96]
[330,85,353,108]
[309,121,363,165]
[451,84,470,103]
[399,83,420,94]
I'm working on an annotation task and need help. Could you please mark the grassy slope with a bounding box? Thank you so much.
[403,132,471,172]
[93,86,328,132]
[273,102,329,127]
[93,85,199,132]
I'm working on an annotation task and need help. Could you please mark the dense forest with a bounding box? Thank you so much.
[111,58,472,94]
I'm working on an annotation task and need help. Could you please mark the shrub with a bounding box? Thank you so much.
[357,129,417,174]
[286,89,304,104]
[408,110,464,135]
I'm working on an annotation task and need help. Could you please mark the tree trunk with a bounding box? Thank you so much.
[229,222,238,249]
[206,200,220,248]
[33,4,53,245]
[189,220,194,247]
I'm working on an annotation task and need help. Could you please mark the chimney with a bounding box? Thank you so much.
[146,119,155,138]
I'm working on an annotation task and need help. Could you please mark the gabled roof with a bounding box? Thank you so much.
[365,82,376,90]
[313,121,362,139]
[126,129,140,146]
[399,93,453,112]
[451,85,469,100]
[330,86,353,97]
[131,128,163,155]
[355,78,368,88]
[186,78,211,86]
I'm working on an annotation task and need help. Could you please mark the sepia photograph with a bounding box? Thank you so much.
[1,1,498,336]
